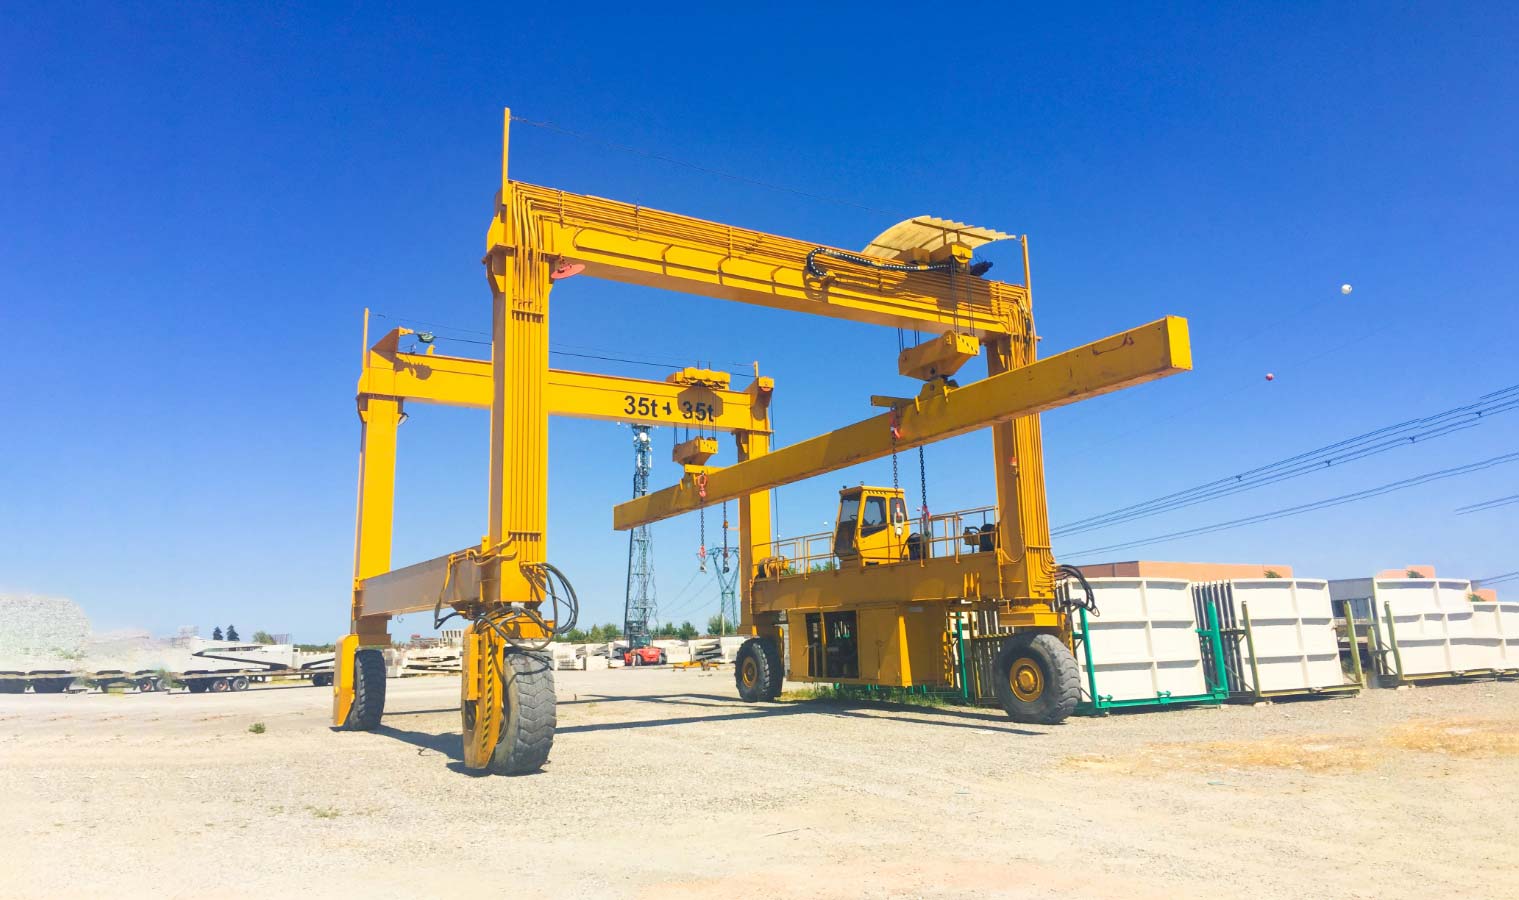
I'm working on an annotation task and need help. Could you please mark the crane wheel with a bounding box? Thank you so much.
[343,648,387,731]
[488,650,556,775]
[734,638,783,702]
[993,633,1079,725]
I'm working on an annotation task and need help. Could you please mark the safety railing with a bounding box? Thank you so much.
[760,504,1000,579]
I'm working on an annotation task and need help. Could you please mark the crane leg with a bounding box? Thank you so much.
[461,622,557,774]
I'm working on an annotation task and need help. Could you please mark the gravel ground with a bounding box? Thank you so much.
[1,670,1516,899]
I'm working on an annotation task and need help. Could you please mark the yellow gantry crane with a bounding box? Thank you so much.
[334,108,1191,775]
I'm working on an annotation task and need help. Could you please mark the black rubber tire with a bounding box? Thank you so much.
[30,677,73,694]
[311,672,333,688]
[210,678,231,693]
[230,675,250,692]
[186,679,208,694]
[489,650,556,775]
[734,637,783,702]
[993,633,1080,725]
[657,651,667,665]
[343,648,387,731]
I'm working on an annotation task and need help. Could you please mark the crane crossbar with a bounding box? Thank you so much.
[614,316,1190,530]
[489,183,1025,337]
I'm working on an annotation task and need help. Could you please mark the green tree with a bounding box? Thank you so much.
[252,630,276,644]
[707,613,730,636]
[212,626,224,640]
[677,621,697,640]
[226,625,240,641]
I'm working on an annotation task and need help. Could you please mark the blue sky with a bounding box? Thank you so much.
[2,3,1516,641]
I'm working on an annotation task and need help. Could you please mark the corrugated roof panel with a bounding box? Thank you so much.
[861,216,1015,258]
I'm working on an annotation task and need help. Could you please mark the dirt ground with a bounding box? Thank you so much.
[2,671,1516,900]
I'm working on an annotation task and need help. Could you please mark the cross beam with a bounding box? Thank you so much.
[614,317,1190,530]
[359,328,772,431]
[488,183,1026,337]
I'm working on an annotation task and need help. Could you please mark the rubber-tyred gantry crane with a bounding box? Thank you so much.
[333,108,1191,775]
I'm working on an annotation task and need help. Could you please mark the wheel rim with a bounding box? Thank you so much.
[1009,657,1043,702]
[740,657,758,687]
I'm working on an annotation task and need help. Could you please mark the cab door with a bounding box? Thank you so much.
[855,492,903,563]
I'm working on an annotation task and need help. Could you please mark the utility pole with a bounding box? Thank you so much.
[623,426,656,648]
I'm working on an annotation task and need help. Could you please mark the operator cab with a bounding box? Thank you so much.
[832,486,911,564]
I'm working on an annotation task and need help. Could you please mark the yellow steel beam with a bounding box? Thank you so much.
[486,184,1025,338]
[615,316,1191,530]
[358,328,773,432]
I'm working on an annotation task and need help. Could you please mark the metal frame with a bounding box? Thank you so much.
[337,107,1194,760]
[1071,604,1228,715]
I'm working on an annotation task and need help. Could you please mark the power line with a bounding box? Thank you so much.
[1474,570,1519,587]
[372,311,755,376]
[1053,383,1519,537]
[1455,493,1519,515]
[1061,449,1519,560]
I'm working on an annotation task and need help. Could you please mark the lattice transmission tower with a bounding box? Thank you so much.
[622,426,657,648]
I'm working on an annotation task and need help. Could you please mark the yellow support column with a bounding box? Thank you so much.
[337,394,398,725]
[483,109,551,605]
[989,236,1057,626]
[735,429,772,634]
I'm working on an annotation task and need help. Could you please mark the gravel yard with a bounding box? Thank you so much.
[1,670,1516,899]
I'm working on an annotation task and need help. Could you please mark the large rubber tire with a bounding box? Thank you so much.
[993,633,1080,725]
[734,637,783,702]
[186,679,208,694]
[210,678,231,693]
[488,650,556,775]
[311,672,333,688]
[343,648,387,731]
[230,675,250,692]
[630,653,642,667]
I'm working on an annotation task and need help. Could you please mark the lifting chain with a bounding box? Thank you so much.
[918,444,930,526]
[698,500,707,573]
[721,500,731,574]
[889,409,901,495]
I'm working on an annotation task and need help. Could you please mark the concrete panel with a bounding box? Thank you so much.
[1373,579,1480,676]
[1078,578,1209,703]
[1469,601,1519,671]
[1225,579,1345,693]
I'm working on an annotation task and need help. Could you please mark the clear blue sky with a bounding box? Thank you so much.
[3,3,1516,642]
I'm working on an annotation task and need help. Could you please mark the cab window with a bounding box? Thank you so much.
[860,496,888,536]
[890,497,908,525]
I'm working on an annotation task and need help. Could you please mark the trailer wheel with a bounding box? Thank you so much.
[210,677,231,693]
[186,679,207,693]
[342,649,387,731]
[735,637,783,702]
[487,650,555,775]
[993,633,1079,725]
[230,675,250,692]
[311,672,333,688]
